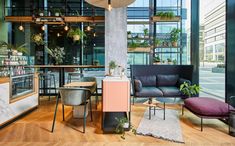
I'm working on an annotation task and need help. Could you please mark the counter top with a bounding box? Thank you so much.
[0,77,10,84]
[27,65,105,68]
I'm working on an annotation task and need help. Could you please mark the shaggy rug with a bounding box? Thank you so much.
[137,109,184,143]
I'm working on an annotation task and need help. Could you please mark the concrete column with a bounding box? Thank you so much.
[0,0,8,42]
[105,8,127,74]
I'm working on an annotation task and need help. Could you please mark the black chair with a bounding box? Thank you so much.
[51,87,93,133]
[39,72,56,102]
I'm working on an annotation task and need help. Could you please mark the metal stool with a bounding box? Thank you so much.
[39,72,56,102]
[67,72,83,83]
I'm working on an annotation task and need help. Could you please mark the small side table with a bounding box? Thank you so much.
[143,98,165,120]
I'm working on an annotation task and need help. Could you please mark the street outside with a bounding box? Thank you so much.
[199,62,225,100]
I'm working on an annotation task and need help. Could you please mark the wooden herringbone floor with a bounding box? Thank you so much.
[0,97,235,146]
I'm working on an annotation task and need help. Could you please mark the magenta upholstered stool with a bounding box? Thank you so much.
[183,97,230,131]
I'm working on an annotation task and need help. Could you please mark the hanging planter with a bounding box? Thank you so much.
[67,28,86,42]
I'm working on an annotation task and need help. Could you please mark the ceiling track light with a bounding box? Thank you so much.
[108,0,112,11]
[18,22,24,31]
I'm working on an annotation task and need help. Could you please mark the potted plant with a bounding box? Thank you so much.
[38,9,44,16]
[153,56,161,64]
[67,28,86,42]
[167,58,173,64]
[173,59,177,65]
[170,28,181,47]
[156,11,175,20]
[127,31,132,38]
[53,8,61,16]
[93,60,99,66]
[31,33,44,46]
[109,60,117,76]
[0,41,29,55]
[143,28,149,39]
[46,46,65,65]
[115,117,136,140]
[154,38,161,47]
[180,82,201,97]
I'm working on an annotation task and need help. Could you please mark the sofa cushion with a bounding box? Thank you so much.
[135,76,156,87]
[134,79,142,92]
[135,87,163,97]
[157,74,179,87]
[184,97,230,117]
[158,87,182,97]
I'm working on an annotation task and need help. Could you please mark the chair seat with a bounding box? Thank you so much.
[158,86,182,97]
[135,87,163,97]
[184,97,230,117]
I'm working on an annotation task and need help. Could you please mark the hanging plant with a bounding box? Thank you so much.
[31,33,44,46]
[67,28,86,42]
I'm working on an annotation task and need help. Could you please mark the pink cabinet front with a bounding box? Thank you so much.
[102,80,130,112]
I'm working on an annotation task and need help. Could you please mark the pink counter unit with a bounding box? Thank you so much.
[102,76,130,112]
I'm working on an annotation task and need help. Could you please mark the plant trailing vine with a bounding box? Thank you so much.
[115,117,136,140]
[67,28,86,42]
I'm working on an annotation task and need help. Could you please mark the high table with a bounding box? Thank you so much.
[29,65,104,88]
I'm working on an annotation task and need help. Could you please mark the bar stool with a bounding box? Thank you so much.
[39,72,56,102]
[67,72,84,83]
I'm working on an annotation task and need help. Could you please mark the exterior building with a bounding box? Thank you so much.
[204,1,225,62]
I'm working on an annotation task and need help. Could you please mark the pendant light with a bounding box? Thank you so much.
[87,23,91,31]
[18,22,24,31]
[108,0,112,11]
[41,25,46,31]
[64,25,69,31]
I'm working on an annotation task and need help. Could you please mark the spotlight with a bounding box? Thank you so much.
[57,33,61,37]
[108,0,112,11]
[93,32,96,37]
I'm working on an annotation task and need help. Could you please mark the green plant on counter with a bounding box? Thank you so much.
[173,59,177,65]
[128,41,138,48]
[46,46,65,65]
[109,60,117,69]
[156,11,175,19]
[0,41,29,55]
[180,82,201,97]
[115,117,136,140]
[167,58,172,62]
[31,33,44,46]
[153,56,161,62]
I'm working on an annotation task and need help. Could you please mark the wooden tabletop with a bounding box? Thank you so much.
[27,65,104,68]
[143,99,161,107]
[64,81,95,87]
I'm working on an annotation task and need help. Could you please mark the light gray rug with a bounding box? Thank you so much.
[137,109,184,143]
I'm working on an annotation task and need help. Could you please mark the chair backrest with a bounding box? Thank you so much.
[80,77,97,83]
[59,87,91,106]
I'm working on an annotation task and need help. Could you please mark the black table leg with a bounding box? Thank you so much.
[59,67,65,87]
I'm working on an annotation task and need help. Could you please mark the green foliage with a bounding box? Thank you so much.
[143,28,149,36]
[115,117,136,140]
[109,60,117,69]
[52,8,61,16]
[156,11,175,19]
[173,59,177,65]
[180,82,201,97]
[167,58,172,62]
[46,46,65,65]
[127,31,131,35]
[67,28,86,41]
[31,33,44,46]
[153,56,161,62]
[154,38,161,46]
[170,28,181,42]
[0,41,29,55]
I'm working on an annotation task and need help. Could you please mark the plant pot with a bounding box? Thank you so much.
[39,13,44,16]
[153,62,161,65]
[172,41,178,47]
[127,34,132,38]
[55,12,60,16]
[123,122,129,129]
[168,61,173,65]
[73,35,80,41]
[73,102,88,118]
[144,35,149,39]
[109,68,115,76]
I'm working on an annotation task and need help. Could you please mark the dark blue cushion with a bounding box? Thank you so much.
[158,87,182,97]
[134,79,142,92]
[135,87,163,97]
[135,76,156,87]
[157,74,179,87]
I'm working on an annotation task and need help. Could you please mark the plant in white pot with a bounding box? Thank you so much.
[109,60,117,76]
[67,28,86,42]
[143,28,149,39]
[127,31,132,38]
